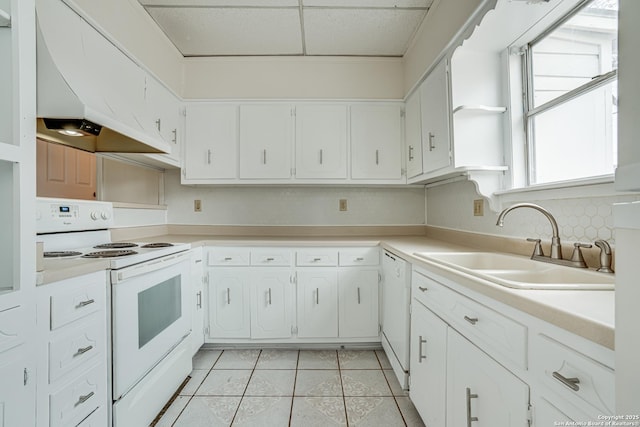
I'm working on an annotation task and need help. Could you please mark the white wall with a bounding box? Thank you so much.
[164,170,425,226]
[426,180,640,245]
[112,207,167,228]
[183,56,405,100]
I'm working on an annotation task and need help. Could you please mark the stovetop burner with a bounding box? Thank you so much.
[141,243,174,248]
[82,250,139,258]
[94,242,139,249]
[44,251,83,258]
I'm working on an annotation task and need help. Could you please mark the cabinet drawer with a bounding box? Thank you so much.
[208,248,250,266]
[531,334,614,415]
[50,279,105,330]
[412,269,527,369]
[339,247,379,266]
[49,316,104,383]
[49,363,105,427]
[0,305,25,354]
[250,248,292,266]
[296,249,338,266]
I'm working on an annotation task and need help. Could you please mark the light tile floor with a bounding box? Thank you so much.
[152,349,426,427]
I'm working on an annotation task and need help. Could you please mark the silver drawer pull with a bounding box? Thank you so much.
[224,257,233,261]
[552,371,580,392]
[76,299,95,309]
[355,257,365,261]
[265,257,275,262]
[195,259,202,264]
[466,388,479,427]
[418,335,427,363]
[464,316,478,325]
[75,391,95,406]
[312,258,322,262]
[418,286,428,292]
[73,345,93,357]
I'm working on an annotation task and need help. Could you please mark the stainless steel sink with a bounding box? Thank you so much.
[412,252,614,290]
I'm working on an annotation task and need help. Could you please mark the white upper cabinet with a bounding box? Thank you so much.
[404,90,423,179]
[295,105,347,179]
[350,104,404,181]
[144,77,181,160]
[420,58,451,175]
[239,104,294,180]
[184,104,238,180]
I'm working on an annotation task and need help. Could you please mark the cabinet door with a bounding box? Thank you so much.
[409,301,447,427]
[239,105,293,179]
[338,269,379,338]
[295,105,347,179]
[296,270,338,338]
[404,90,424,178]
[36,139,96,200]
[191,250,205,355]
[447,330,529,427]
[207,268,250,339]
[0,356,33,427]
[184,104,238,180]
[421,59,452,174]
[145,78,181,161]
[250,269,293,339]
[350,104,403,180]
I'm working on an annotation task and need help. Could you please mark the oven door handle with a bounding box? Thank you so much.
[111,251,190,284]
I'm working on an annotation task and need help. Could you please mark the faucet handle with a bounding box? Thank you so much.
[570,242,592,267]
[526,238,544,257]
[594,240,614,273]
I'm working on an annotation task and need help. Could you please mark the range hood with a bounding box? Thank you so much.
[35,0,171,154]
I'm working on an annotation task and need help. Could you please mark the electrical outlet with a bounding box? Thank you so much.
[194,199,202,212]
[339,199,348,211]
[473,199,484,216]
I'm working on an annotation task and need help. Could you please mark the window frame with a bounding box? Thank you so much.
[522,0,618,187]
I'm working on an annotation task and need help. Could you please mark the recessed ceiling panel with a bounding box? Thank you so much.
[140,0,298,6]
[304,8,427,56]
[302,0,431,8]
[146,7,303,55]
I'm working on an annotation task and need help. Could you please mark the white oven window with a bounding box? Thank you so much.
[138,275,182,348]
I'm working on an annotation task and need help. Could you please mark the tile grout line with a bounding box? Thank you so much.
[288,350,301,427]
[337,350,350,427]
[374,350,409,427]
[228,349,262,426]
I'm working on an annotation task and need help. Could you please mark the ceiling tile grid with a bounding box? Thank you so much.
[140,0,433,57]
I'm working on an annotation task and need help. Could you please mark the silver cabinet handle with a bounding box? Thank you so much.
[319,149,323,165]
[418,335,427,363]
[428,132,435,151]
[76,391,95,406]
[197,291,202,309]
[418,286,428,292]
[357,287,361,304]
[265,257,275,262]
[375,149,379,165]
[552,371,580,391]
[226,288,231,305]
[73,345,93,357]
[224,257,232,261]
[76,299,95,309]
[268,288,272,305]
[355,257,365,262]
[312,258,322,262]
[315,288,319,305]
[466,388,479,427]
[172,128,177,143]
[408,145,414,161]
[262,149,267,165]
[155,118,161,131]
[464,316,478,325]
[207,149,212,165]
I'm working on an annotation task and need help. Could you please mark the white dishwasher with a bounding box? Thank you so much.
[381,250,411,390]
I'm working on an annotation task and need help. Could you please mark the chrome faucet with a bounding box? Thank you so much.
[496,203,589,268]
[496,203,562,259]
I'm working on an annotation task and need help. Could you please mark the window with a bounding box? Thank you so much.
[524,0,618,185]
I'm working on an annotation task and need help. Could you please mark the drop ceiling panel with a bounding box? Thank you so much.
[140,0,299,6]
[302,0,431,8]
[146,7,303,55]
[304,8,426,56]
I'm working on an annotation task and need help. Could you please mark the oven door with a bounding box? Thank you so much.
[111,251,191,400]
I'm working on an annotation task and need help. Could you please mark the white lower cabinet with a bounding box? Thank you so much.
[250,268,294,339]
[190,248,205,355]
[296,269,339,338]
[207,268,251,339]
[409,300,447,427]
[36,271,109,427]
[447,329,529,427]
[338,268,379,338]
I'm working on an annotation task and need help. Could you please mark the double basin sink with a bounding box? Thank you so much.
[413,251,614,290]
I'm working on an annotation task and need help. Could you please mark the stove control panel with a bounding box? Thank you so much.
[36,197,114,233]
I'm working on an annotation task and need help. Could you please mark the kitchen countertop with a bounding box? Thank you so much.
[36,233,615,350]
